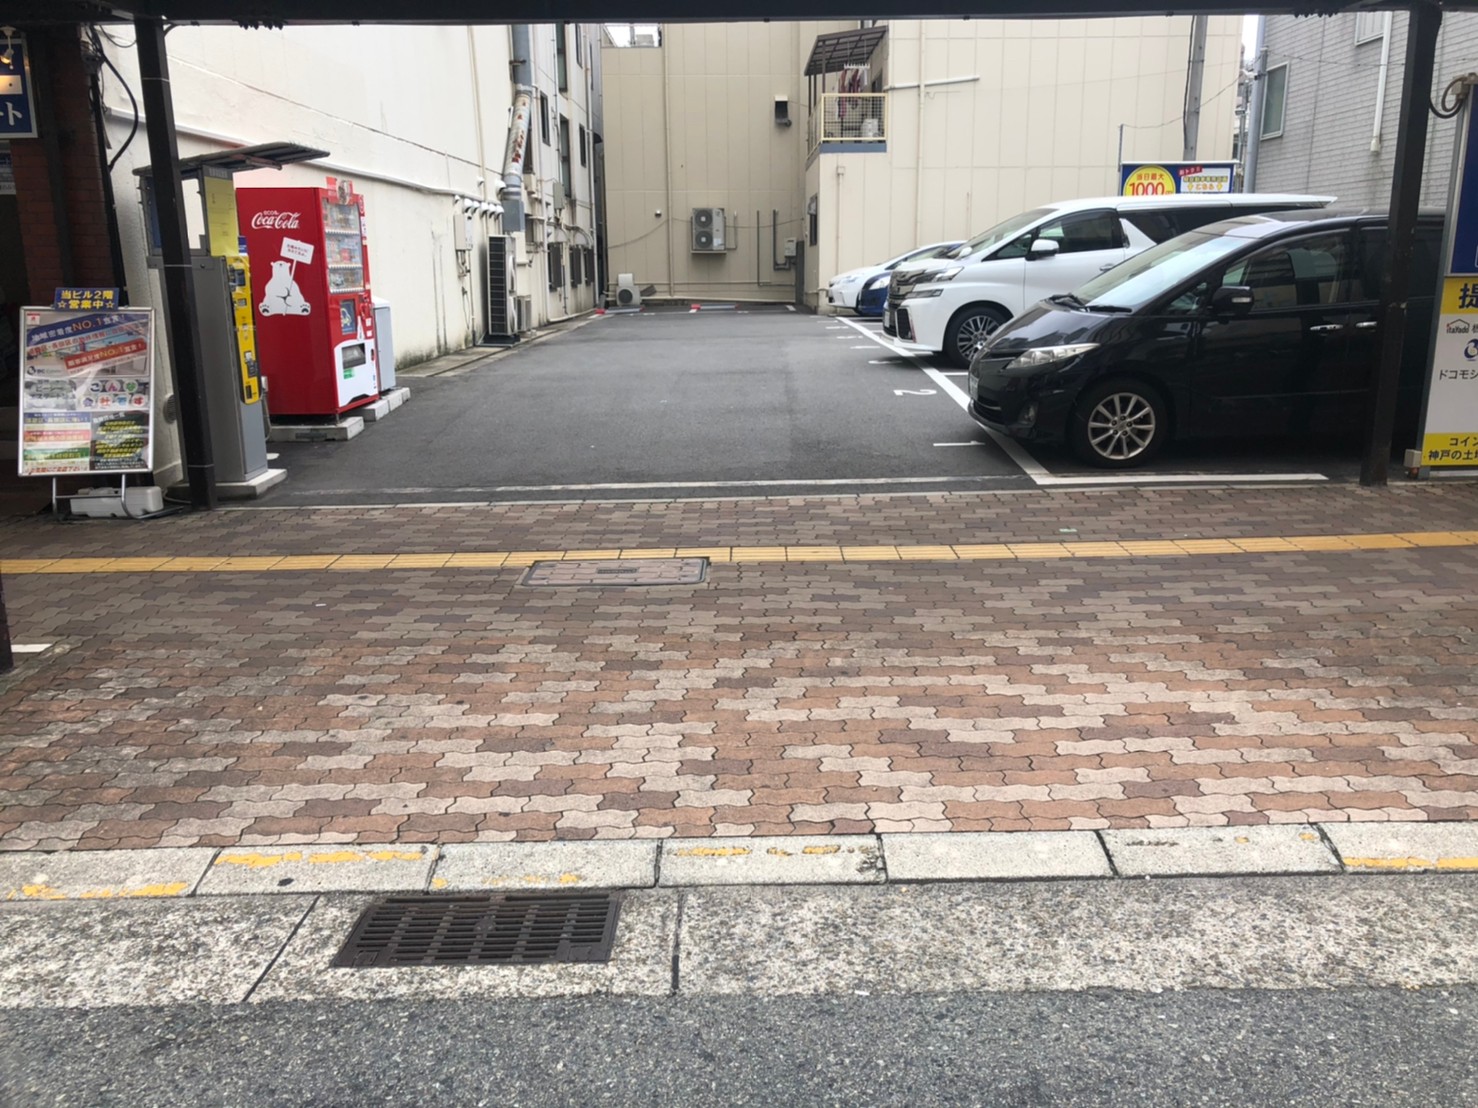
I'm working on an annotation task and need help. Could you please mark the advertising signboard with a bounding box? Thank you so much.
[1119,162,1238,196]
[1415,90,1478,471]
[16,307,156,476]
[0,33,38,140]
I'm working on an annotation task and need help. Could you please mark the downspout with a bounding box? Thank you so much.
[913,22,926,245]
[1371,11,1394,153]
[661,32,676,298]
[1244,17,1267,191]
[501,24,534,235]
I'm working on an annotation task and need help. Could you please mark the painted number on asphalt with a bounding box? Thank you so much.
[894,388,937,396]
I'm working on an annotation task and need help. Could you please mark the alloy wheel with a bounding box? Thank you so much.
[956,314,999,360]
[1086,392,1157,461]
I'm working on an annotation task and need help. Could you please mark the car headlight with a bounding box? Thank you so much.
[904,288,944,299]
[1003,343,1098,370]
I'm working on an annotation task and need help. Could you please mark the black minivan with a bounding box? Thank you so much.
[967,210,1443,467]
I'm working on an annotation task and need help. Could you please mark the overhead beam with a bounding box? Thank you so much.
[11,0,1475,24]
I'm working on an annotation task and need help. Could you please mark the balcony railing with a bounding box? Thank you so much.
[809,92,887,151]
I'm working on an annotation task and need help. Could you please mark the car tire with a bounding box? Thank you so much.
[1068,378,1169,469]
[944,305,1010,368]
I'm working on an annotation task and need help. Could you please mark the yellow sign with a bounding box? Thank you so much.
[1424,276,1478,466]
[203,175,241,257]
[1122,165,1175,197]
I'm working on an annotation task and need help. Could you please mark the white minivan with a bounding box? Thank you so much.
[884,193,1334,366]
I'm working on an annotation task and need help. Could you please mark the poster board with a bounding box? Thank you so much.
[1415,92,1478,470]
[17,307,156,476]
[1119,162,1237,196]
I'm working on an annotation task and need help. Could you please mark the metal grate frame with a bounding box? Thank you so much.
[333,892,622,968]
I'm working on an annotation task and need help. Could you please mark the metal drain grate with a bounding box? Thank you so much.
[333,892,622,968]
[521,557,708,587]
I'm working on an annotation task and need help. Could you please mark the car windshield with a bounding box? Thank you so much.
[885,243,956,269]
[1071,229,1252,311]
[945,209,1054,260]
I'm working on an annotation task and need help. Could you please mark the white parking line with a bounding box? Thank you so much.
[836,316,1329,488]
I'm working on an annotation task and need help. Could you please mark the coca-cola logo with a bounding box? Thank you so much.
[250,210,302,230]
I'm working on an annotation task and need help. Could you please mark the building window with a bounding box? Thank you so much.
[570,246,583,286]
[585,247,596,285]
[807,195,818,247]
[558,116,573,202]
[1354,11,1385,44]
[574,24,583,68]
[539,92,551,145]
[548,243,564,291]
[1260,64,1288,139]
[556,24,569,91]
[578,124,588,167]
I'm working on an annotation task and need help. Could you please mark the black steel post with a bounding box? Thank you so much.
[134,16,217,510]
[0,575,13,676]
[1362,3,1442,487]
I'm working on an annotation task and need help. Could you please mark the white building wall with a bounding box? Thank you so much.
[605,17,1243,309]
[94,23,600,480]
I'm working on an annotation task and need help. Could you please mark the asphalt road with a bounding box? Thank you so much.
[262,310,1027,505]
[5,988,1474,1107]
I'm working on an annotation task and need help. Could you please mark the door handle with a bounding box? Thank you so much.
[1099,263,1116,271]
[1308,323,1344,333]
[1354,320,1378,330]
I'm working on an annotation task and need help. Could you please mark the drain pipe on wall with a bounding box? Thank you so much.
[502,25,535,236]
[1371,11,1395,153]
[1244,17,1268,191]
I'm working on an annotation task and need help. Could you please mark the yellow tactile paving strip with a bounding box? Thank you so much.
[3,531,1477,576]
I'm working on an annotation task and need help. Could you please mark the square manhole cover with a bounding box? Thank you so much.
[333,892,622,967]
[521,557,708,587]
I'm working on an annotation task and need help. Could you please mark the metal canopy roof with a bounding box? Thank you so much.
[10,1,1476,24]
[131,141,330,178]
[804,27,887,77]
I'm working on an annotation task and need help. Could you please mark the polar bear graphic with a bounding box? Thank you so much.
[259,259,311,317]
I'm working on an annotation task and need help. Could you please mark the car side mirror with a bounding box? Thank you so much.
[1026,239,1060,261]
[1211,285,1254,316]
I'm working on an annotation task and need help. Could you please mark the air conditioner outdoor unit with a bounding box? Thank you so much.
[691,207,726,252]
[552,180,567,210]
[514,295,533,333]
[616,273,642,308]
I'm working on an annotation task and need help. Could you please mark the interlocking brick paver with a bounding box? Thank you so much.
[3,484,1478,848]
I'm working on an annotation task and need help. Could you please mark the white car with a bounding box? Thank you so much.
[884,194,1334,366]
[827,242,962,313]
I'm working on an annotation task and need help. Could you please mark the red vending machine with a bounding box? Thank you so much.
[236,181,380,418]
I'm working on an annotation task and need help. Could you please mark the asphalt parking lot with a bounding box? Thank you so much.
[259,305,1381,506]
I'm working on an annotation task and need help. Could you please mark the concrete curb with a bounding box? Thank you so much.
[3,823,1477,903]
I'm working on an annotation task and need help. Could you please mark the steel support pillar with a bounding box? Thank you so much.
[1362,2,1442,486]
[134,16,217,509]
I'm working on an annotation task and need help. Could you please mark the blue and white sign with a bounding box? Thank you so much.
[1448,100,1478,276]
[0,32,38,140]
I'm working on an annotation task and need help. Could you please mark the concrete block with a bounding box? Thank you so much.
[383,386,410,410]
[358,398,392,422]
[659,836,883,886]
[216,468,287,500]
[268,416,364,442]
[0,848,215,901]
[882,831,1111,882]
[1102,826,1340,877]
[250,891,677,1002]
[0,897,309,1007]
[434,841,658,890]
[196,844,436,894]
[1322,821,1478,873]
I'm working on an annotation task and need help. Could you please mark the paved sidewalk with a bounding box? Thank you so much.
[2,484,1477,851]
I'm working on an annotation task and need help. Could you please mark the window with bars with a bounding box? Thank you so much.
[570,246,583,287]
[548,243,564,291]
[539,93,551,144]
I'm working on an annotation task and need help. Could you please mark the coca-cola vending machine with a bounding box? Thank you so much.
[236,181,379,418]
